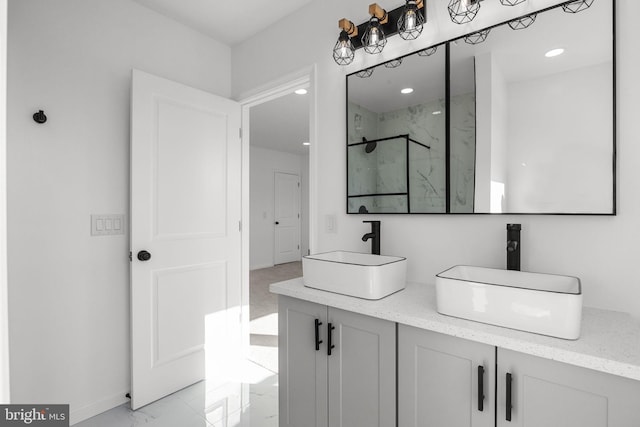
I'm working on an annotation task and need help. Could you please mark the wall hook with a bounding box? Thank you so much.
[33,110,47,124]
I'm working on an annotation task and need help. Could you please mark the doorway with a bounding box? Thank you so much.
[240,69,315,385]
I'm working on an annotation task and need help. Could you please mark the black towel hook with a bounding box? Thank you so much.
[33,110,47,124]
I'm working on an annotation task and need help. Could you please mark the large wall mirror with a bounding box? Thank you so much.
[347,0,614,214]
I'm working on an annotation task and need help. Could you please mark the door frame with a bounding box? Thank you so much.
[238,65,318,357]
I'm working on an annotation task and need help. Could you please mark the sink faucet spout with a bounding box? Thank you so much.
[362,221,381,255]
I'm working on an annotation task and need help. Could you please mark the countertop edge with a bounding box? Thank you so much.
[270,278,640,382]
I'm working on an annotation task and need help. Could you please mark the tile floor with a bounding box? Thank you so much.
[75,262,302,426]
[75,359,278,427]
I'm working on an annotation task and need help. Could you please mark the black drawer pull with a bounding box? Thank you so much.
[314,319,323,351]
[506,372,513,422]
[478,365,485,412]
[328,323,336,356]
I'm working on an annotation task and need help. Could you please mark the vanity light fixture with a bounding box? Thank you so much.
[418,46,438,56]
[448,0,481,24]
[398,0,425,40]
[384,58,403,68]
[333,19,357,66]
[363,3,388,54]
[295,88,308,95]
[562,0,594,13]
[545,48,565,57]
[508,13,537,30]
[500,0,527,5]
[356,68,375,78]
[401,88,414,94]
[464,28,490,45]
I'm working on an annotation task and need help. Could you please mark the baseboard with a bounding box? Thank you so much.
[70,391,129,425]
[250,263,274,271]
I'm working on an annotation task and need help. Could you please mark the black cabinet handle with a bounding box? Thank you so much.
[315,319,323,351]
[328,323,335,356]
[478,365,485,412]
[506,373,513,422]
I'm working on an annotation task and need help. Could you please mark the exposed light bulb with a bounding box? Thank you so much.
[332,30,355,65]
[363,17,386,54]
[398,0,425,41]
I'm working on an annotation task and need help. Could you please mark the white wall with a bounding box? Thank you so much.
[233,0,640,319]
[7,0,231,422]
[507,63,613,213]
[250,146,308,269]
[0,0,9,404]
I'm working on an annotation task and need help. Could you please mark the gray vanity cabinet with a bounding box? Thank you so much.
[496,349,640,427]
[399,325,640,427]
[278,295,396,427]
[398,325,495,427]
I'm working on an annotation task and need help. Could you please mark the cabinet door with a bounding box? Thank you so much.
[398,325,495,427]
[327,307,396,427]
[497,348,640,427]
[278,296,328,427]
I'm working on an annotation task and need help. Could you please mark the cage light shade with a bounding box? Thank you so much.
[448,0,481,24]
[562,0,594,13]
[363,17,387,54]
[356,68,375,78]
[508,13,537,30]
[398,0,425,41]
[500,0,527,5]
[418,46,438,56]
[464,28,490,44]
[333,30,355,65]
[384,58,403,68]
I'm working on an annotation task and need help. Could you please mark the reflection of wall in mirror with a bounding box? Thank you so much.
[507,62,612,213]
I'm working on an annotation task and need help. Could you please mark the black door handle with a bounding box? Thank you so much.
[478,365,485,412]
[275,221,280,225]
[137,250,151,261]
[327,323,335,356]
[506,372,513,422]
[315,319,323,351]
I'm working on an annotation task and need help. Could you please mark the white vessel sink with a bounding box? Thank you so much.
[435,266,582,339]
[303,251,407,300]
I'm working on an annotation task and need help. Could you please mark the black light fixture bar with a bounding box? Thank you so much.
[351,5,426,50]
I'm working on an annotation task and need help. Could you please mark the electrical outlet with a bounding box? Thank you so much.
[325,214,337,233]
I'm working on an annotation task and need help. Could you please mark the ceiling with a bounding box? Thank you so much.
[250,91,310,156]
[132,0,315,46]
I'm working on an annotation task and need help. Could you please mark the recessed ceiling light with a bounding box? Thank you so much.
[295,88,308,95]
[545,48,565,58]
[432,110,442,115]
[401,88,414,94]
[302,141,311,146]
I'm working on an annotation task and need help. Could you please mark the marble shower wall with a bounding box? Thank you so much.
[347,94,475,213]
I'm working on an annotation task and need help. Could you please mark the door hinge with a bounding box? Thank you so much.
[298,213,300,218]
[298,245,300,249]
[129,251,132,262]
[239,221,242,232]
[239,128,242,138]
[298,182,300,187]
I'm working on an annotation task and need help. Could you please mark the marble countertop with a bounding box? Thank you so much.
[270,278,640,382]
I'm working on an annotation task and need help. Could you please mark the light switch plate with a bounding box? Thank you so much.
[91,214,125,236]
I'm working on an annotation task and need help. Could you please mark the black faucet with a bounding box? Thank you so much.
[506,223,521,271]
[362,220,380,255]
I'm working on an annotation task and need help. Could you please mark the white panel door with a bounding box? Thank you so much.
[130,70,241,409]
[274,172,300,265]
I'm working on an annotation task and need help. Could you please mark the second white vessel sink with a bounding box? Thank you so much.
[436,265,582,339]
[303,251,407,300]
